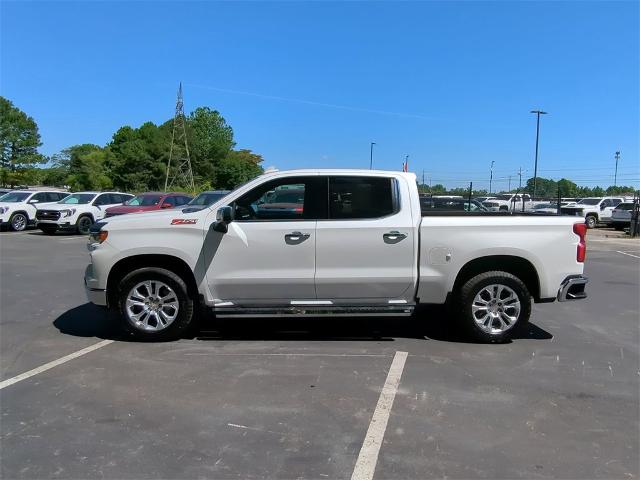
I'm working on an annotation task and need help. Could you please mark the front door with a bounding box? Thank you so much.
[315,175,417,302]
[205,176,326,305]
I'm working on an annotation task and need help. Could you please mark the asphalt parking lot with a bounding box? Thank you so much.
[1,229,639,479]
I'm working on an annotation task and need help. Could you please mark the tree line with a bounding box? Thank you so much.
[1,96,636,197]
[0,96,263,192]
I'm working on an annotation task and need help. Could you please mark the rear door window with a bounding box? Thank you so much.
[328,176,396,219]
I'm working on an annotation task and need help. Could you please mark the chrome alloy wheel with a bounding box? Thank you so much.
[472,284,521,334]
[125,280,179,331]
[11,213,27,231]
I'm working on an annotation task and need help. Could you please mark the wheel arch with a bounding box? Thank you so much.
[452,255,541,301]
[106,254,199,308]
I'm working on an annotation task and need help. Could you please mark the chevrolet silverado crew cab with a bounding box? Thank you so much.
[84,169,588,342]
[0,189,69,231]
[36,191,134,235]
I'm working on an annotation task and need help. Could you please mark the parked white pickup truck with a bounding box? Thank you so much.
[36,191,134,235]
[560,197,624,228]
[483,193,534,212]
[84,170,588,342]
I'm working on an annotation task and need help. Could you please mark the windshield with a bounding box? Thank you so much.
[577,198,601,205]
[495,194,515,201]
[126,194,163,206]
[188,192,229,207]
[0,192,31,203]
[59,193,96,205]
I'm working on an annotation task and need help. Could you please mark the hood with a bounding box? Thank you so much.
[99,207,208,230]
[106,205,159,214]
[34,203,84,212]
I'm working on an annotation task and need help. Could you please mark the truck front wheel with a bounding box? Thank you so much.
[585,215,597,229]
[453,271,531,343]
[117,267,194,341]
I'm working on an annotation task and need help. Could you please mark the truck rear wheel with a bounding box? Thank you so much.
[117,267,194,341]
[453,271,531,343]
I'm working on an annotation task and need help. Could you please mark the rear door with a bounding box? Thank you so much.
[205,176,326,304]
[315,175,416,302]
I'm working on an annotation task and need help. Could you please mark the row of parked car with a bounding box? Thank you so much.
[0,189,230,234]
[420,193,639,230]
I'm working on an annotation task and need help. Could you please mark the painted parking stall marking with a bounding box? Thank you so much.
[0,340,114,390]
[616,251,640,259]
[351,350,408,480]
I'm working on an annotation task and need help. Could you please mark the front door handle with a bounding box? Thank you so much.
[383,231,407,244]
[285,231,310,245]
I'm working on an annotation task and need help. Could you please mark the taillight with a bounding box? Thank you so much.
[573,222,587,262]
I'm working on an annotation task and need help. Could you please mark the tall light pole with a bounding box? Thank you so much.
[489,160,495,194]
[530,109,548,199]
[614,151,620,186]
[369,142,376,170]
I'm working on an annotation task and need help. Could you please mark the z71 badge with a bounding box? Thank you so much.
[171,219,198,225]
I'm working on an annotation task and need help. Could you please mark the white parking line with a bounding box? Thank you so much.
[616,251,640,259]
[351,350,408,480]
[0,340,114,390]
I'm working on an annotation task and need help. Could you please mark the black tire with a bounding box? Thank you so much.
[117,267,194,341]
[452,271,532,343]
[39,225,58,235]
[9,213,28,231]
[76,215,93,235]
[585,215,597,229]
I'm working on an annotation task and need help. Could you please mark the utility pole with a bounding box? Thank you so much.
[508,175,512,192]
[421,169,425,193]
[369,142,376,170]
[530,109,548,199]
[518,167,523,190]
[489,160,495,194]
[614,151,620,186]
[165,82,195,193]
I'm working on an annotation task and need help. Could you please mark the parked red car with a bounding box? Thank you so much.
[104,192,193,218]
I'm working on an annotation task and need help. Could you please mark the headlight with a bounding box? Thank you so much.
[60,208,76,217]
[88,221,109,244]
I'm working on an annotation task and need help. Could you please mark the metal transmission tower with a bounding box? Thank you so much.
[164,83,195,193]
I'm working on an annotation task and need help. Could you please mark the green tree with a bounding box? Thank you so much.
[108,123,168,192]
[0,97,46,186]
[66,148,113,191]
[216,149,264,189]
[524,177,557,198]
[186,107,235,185]
[557,178,578,197]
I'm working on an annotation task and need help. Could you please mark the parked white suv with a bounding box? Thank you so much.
[0,190,69,231]
[36,191,133,235]
[560,197,624,228]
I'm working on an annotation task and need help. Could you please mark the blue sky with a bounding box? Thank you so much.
[1,0,638,190]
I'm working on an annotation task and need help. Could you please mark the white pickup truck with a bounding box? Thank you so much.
[560,197,625,228]
[482,193,534,212]
[84,169,588,342]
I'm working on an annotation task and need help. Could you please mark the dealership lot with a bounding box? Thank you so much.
[1,230,638,479]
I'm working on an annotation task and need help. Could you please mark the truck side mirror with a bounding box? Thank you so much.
[213,206,233,233]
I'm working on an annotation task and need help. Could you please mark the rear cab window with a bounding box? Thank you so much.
[328,176,396,219]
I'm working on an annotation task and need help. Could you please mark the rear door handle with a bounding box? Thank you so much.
[383,231,407,244]
[285,231,310,245]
